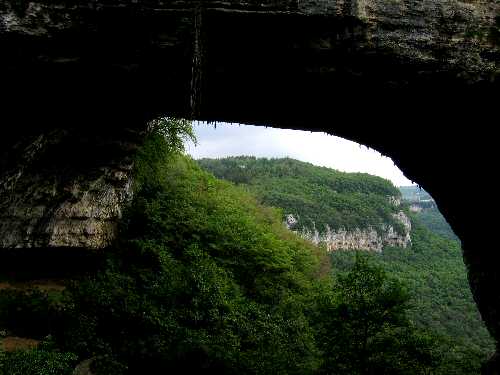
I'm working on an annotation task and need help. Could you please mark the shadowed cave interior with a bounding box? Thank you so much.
[1,0,499,372]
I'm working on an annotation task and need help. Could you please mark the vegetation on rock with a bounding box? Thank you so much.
[198,156,405,235]
[0,342,77,375]
[53,121,327,374]
[0,119,490,374]
[198,155,495,374]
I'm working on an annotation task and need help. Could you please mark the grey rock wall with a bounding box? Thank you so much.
[285,210,412,252]
[0,129,142,250]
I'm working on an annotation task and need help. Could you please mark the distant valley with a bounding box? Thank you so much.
[198,156,494,374]
[399,185,459,242]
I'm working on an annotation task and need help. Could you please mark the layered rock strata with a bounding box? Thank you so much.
[285,210,412,252]
[0,129,142,249]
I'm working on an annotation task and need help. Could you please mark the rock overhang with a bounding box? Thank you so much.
[1,0,498,130]
[1,0,500,369]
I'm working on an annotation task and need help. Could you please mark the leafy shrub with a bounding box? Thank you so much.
[329,221,495,374]
[54,122,326,374]
[5,118,461,375]
[0,347,77,375]
[316,255,441,375]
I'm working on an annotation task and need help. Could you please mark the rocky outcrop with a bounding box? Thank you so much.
[0,129,142,250]
[285,210,411,252]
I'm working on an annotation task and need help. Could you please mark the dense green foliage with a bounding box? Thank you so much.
[410,206,459,242]
[316,256,441,375]
[398,186,458,241]
[0,120,489,374]
[198,157,405,235]
[47,120,442,374]
[199,156,494,374]
[0,344,77,375]
[329,221,494,374]
[52,122,330,374]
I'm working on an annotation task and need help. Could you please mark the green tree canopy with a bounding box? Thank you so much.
[317,256,441,375]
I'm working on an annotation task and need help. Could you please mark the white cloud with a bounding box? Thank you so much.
[186,122,415,187]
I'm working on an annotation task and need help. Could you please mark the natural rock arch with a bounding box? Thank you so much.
[1,0,499,370]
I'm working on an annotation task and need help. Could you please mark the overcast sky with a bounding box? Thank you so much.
[186,122,414,187]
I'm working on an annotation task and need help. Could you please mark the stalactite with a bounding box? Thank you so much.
[190,2,204,119]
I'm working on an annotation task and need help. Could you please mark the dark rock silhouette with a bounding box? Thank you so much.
[1,1,499,371]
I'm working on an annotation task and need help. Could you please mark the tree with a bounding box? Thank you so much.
[317,255,441,374]
[53,119,323,374]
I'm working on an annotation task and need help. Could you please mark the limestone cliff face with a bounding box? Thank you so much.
[0,0,497,84]
[0,129,142,250]
[285,210,411,252]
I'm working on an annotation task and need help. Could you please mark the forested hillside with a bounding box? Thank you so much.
[399,186,433,202]
[198,156,495,374]
[198,157,404,235]
[0,123,494,374]
[399,185,459,242]
[330,222,493,373]
[0,121,451,374]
